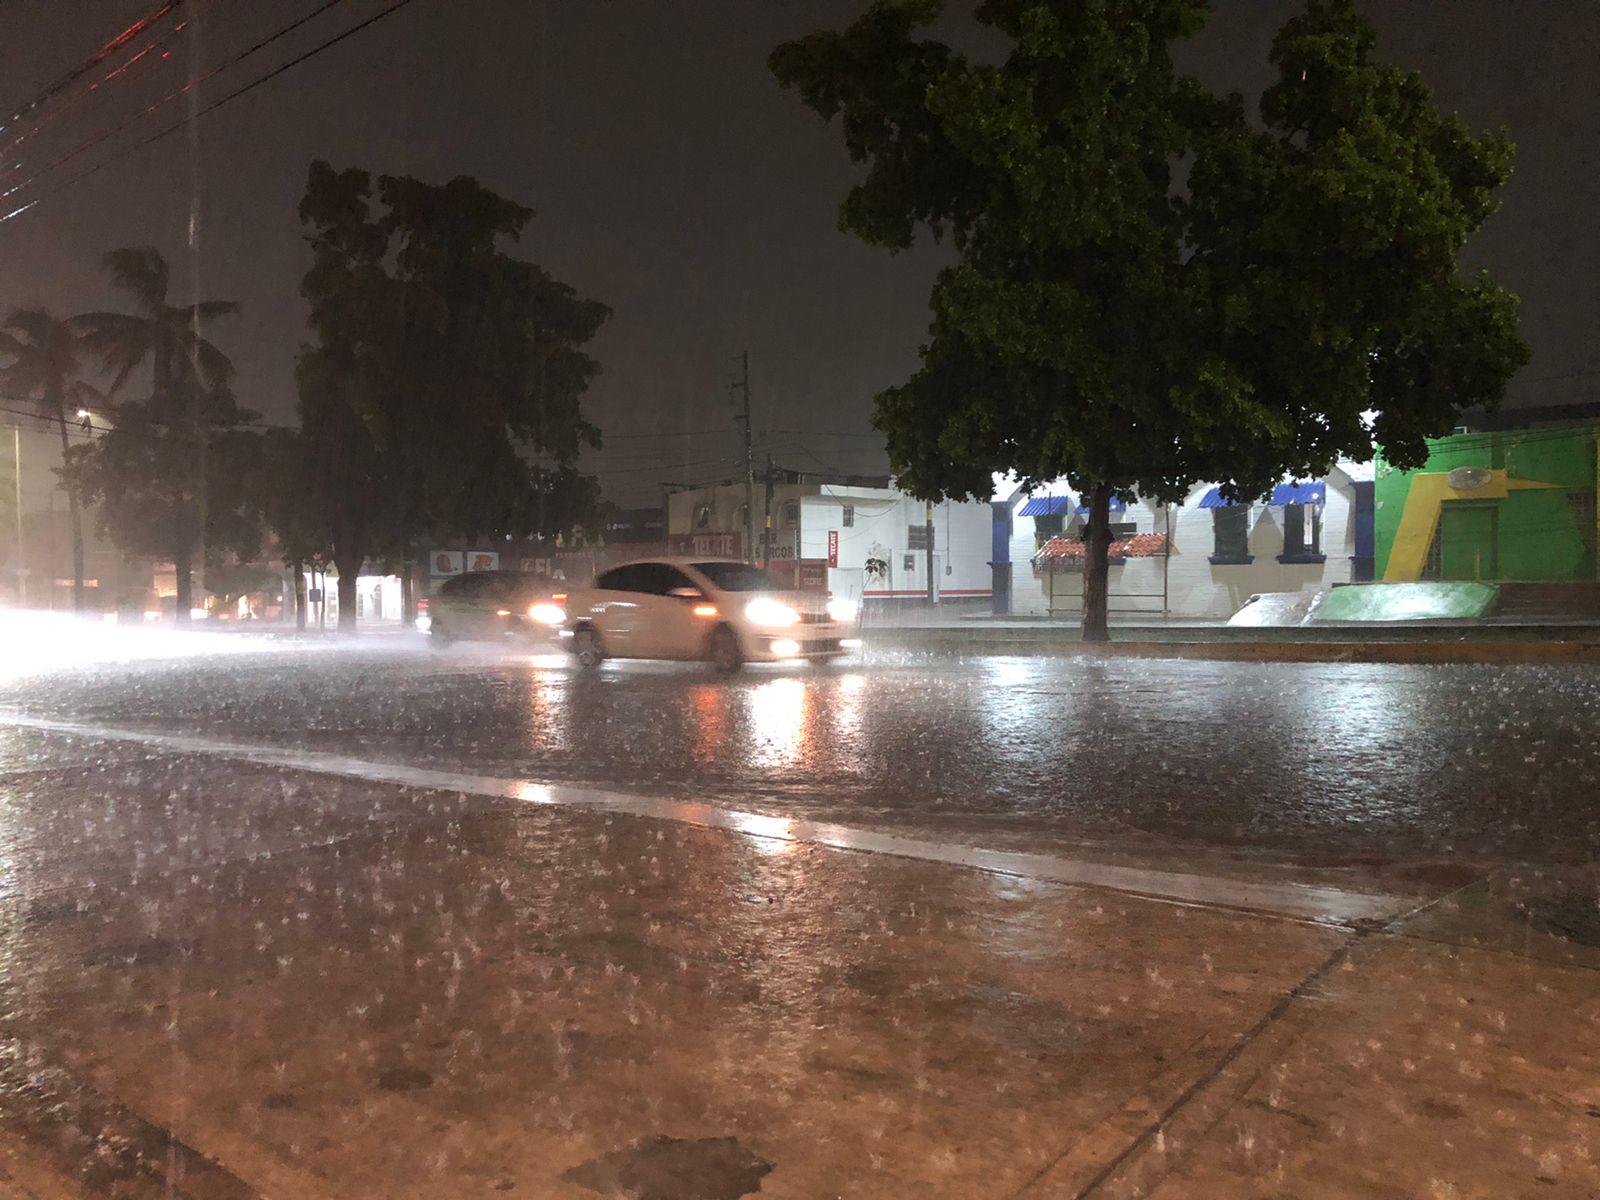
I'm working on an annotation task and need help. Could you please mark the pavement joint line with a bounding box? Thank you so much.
[1,713,1408,926]
[1024,868,1520,1197]
[1021,932,1366,1199]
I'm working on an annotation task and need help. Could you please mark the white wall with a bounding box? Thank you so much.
[1006,472,1360,619]
[802,487,992,603]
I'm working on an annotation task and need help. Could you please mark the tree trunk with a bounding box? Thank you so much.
[335,555,360,633]
[174,545,193,627]
[54,405,86,613]
[292,561,307,632]
[1080,483,1113,644]
[400,561,415,626]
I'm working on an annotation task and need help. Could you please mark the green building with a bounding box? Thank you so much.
[1374,422,1600,582]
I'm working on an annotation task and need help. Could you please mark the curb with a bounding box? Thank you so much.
[861,633,1600,665]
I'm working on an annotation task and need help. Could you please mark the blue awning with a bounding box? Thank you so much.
[1269,482,1326,507]
[1075,496,1127,514]
[1018,495,1074,517]
[1198,487,1245,509]
[1200,483,1325,508]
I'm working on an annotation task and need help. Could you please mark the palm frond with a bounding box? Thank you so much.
[103,246,169,315]
[174,300,240,323]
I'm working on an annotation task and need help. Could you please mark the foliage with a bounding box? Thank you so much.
[70,247,250,620]
[70,380,265,595]
[772,0,1528,638]
[294,161,610,627]
[0,307,101,609]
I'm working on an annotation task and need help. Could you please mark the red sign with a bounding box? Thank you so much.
[827,530,838,568]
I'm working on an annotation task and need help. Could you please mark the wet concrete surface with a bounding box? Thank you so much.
[0,637,1596,1196]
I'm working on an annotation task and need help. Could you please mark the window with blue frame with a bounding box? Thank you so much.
[1273,483,1327,564]
[1278,503,1324,563]
[1210,505,1252,564]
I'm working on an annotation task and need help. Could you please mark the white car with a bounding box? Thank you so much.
[560,557,859,673]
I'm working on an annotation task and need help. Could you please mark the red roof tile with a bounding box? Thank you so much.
[1035,533,1170,561]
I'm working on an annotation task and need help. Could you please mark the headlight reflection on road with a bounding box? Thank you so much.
[745,676,810,769]
[0,611,284,683]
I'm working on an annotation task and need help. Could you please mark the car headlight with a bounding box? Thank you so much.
[825,597,858,623]
[528,603,566,626]
[745,597,800,627]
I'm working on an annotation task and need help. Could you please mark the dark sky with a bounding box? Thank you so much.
[1,0,1594,506]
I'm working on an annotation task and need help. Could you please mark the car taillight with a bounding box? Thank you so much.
[417,598,429,611]
[552,593,566,603]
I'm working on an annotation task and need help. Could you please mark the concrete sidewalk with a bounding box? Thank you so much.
[0,733,1595,1198]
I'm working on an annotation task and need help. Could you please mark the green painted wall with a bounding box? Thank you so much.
[1375,424,1599,581]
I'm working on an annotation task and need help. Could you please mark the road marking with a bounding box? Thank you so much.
[2,714,1406,925]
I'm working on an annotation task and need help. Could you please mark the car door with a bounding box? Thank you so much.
[631,563,707,659]
[457,571,504,637]
[590,565,647,652]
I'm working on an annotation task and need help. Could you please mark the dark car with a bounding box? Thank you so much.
[421,570,566,647]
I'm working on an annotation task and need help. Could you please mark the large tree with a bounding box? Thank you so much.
[0,308,101,611]
[73,246,242,621]
[773,0,1527,640]
[69,376,264,621]
[295,161,609,630]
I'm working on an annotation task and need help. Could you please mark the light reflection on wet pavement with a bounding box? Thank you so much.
[0,640,1596,1196]
[6,643,1600,869]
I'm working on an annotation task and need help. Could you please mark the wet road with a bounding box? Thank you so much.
[4,638,1600,872]
[0,630,1597,1197]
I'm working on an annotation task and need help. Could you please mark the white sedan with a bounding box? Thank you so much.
[559,557,858,673]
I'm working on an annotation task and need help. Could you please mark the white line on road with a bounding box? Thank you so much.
[2,714,1406,925]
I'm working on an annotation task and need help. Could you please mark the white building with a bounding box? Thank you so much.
[996,463,1375,619]
[666,477,994,607]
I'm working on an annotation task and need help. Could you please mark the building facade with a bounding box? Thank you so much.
[995,465,1374,620]
[1374,423,1599,582]
[666,477,994,606]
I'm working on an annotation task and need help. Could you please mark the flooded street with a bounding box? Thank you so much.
[0,638,1597,1196]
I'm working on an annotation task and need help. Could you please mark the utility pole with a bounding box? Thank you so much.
[732,351,755,564]
[762,453,774,568]
[925,500,936,606]
[8,426,22,607]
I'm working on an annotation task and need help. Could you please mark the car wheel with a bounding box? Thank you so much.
[707,625,743,675]
[572,626,604,669]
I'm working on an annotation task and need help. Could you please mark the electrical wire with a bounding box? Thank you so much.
[2,0,419,224]
[0,0,230,173]
[0,3,180,136]
[2,0,352,207]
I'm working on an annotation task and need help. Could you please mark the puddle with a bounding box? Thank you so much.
[376,1067,434,1092]
[1515,894,1600,948]
[563,1135,772,1200]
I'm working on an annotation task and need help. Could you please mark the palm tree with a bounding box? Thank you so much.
[74,247,239,622]
[0,309,102,611]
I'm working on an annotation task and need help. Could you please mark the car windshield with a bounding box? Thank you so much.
[691,562,775,592]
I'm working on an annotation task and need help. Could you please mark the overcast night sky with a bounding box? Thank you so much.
[0,0,1595,507]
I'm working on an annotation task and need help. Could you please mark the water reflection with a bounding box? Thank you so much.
[743,677,810,770]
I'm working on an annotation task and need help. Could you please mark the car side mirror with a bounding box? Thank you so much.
[668,587,703,600]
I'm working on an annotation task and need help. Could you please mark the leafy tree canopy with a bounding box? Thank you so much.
[773,0,1528,504]
[294,162,610,625]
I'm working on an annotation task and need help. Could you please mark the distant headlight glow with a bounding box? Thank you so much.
[528,603,566,626]
[745,597,800,627]
[825,597,858,622]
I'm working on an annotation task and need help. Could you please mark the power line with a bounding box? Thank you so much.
[0,3,179,136]
[2,0,353,208]
[2,0,419,224]
[0,0,228,172]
